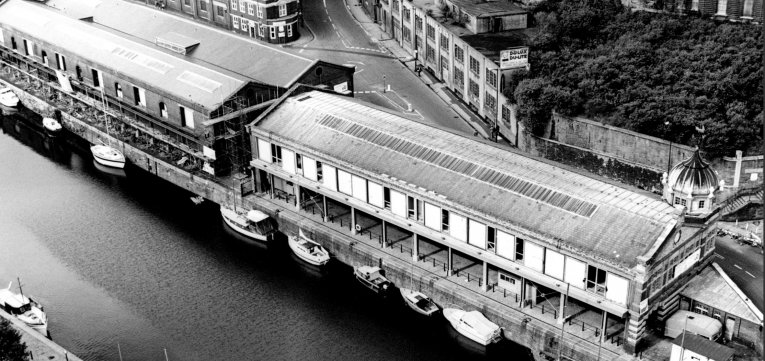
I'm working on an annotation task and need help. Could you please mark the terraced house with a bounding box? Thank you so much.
[245,88,724,358]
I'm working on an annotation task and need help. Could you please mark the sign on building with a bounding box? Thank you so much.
[333,81,350,94]
[500,47,528,69]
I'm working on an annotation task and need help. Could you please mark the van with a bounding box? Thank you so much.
[664,310,723,340]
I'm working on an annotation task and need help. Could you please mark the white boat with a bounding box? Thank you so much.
[442,308,502,346]
[42,117,62,133]
[288,229,330,266]
[400,288,439,316]
[354,266,393,294]
[0,87,20,108]
[220,206,277,242]
[0,281,48,336]
[91,144,126,169]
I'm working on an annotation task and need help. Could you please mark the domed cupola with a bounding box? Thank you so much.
[662,147,719,215]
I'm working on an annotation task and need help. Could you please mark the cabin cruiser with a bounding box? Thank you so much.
[399,288,439,316]
[42,117,62,134]
[442,308,502,346]
[354,266,393,294]
[0,282,48,335]
[220,206,277,242]
[288,229,330,266]
[0,87,20,108]
[90,144,126,169]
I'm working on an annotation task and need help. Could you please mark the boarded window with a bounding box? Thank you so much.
[303,156,317,181]
[544,249,565,280]
[390,190,407,217]
[337,170,352,195]
[496,230,514,260]
[368,181,384,208]
[351,175,367,202]
[322,164,337,191]
[449,212,467,242]
[257,139,272,162]
[524,242,544,272]
[606,274,630,306]
[564,257,586,289]
[282,149,296,174]
[468,219,487,249]
[424,202,441,230]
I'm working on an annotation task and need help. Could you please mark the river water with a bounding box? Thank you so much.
[0,112,533,361]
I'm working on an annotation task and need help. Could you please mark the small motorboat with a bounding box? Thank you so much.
[0,86,20,108]
[288,229,330,266]
[220,206,277,242]
[91,144,125,169]
[190,196,204,205]
[399,288,439,316]
[0,281,48,336]
[42,117,62,134]
[354,265,393,294]
[442,308,502,346]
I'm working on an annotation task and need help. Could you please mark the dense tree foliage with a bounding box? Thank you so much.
[506,0,762,157]
[0,319,28,361]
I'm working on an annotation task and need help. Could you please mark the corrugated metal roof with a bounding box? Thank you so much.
[252,91,681,269]
[672,332,734,361]
[87,0,318,88]
[0,0,245,111]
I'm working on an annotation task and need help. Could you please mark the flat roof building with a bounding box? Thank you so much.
[246,89,722,353]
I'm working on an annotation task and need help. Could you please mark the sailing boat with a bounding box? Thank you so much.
[399,256,439,316]
[0,278,48,335]
[90,89,125,169]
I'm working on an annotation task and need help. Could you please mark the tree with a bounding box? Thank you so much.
[0,319,29,361]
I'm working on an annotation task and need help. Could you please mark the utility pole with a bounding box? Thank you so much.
[557,283,570,361]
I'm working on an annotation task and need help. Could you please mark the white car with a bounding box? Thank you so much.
[0,87,20,108]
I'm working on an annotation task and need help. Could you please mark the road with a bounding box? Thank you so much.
[286,0,474,134]
[714,234,764,312]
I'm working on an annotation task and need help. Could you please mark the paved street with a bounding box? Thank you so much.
[286,0,475,135]
[714,231,764,312]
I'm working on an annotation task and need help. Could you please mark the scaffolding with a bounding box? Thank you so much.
[214,95,252,176]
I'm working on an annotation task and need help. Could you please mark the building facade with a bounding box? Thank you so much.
[0,0,353,175]
[245,89,721,354]
[641,0,763,22]
[137,0,301,44]
[376,0,530,143]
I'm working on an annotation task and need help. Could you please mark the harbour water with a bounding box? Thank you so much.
[0,112,533,361]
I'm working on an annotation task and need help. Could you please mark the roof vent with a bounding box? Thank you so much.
[155,32,200,55]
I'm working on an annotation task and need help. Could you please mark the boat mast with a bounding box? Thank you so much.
[16,277,24,301]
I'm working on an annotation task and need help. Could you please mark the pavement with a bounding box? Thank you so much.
[339,1,491,139]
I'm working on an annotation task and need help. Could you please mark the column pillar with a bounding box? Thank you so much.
[481,261,488,292]
[381,220,387,248]
[351,207,357,234]
[519,278,527,308]
[295,184,301,210]
[558,291,567,324]
[254,169,262,193]
[733,150,743,187]
[322,195,328,222]
[447,247,453,276]
[600,310,608,343]
[268,174,274,199]
[412,233,419,262]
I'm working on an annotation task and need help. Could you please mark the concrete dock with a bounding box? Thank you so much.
[0,309,83,361]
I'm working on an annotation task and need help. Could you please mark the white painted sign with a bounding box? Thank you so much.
[56,70,73,93]
[203,162,215,175]
[500,47,529,69]
[203,146,216,160]
[333,82,350,94]
[674,249,701,278]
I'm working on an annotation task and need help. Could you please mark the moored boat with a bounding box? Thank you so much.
[354,266,393,294]
[399,288,439,316]
[0,281,48,336]
[288,229,330,266]
[220,206,277,242]
[0,86,20,108]
[90,144,126,169]
[42,117,62,134]
[442,308,502,346]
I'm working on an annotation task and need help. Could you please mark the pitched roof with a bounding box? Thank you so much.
[672,332,734,361]
[681,263,763,321]
[85,0,319,88]
[250,91,681,269]
[0,0,247,111]
[446,0,526,18]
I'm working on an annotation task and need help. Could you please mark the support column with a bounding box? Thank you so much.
[447,247,453,276]
[322,195,328,222]
[268,174,274,199]
[351,207,357,234]
[558,291,567,324]
[295,184,301,210]
[597,310,607,361]
[519,278,527,308]
[733,150,743,187]
[381,220,387,248]
[481,261,488,292]
[254,169,262,193]
[412,233,419,262]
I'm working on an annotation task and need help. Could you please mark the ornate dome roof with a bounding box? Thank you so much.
[667,148,719,197]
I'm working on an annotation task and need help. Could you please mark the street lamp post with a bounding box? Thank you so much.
[679,315,690,361]
[383,75,387,93]
[414,50,419,77]
[665,121,673,173]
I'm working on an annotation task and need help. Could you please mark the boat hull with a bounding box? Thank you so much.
[91,145,126,169]
[443,309,501,346]
[288,236,329,266]
[399,288,439,316]
[221,211,269,242]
